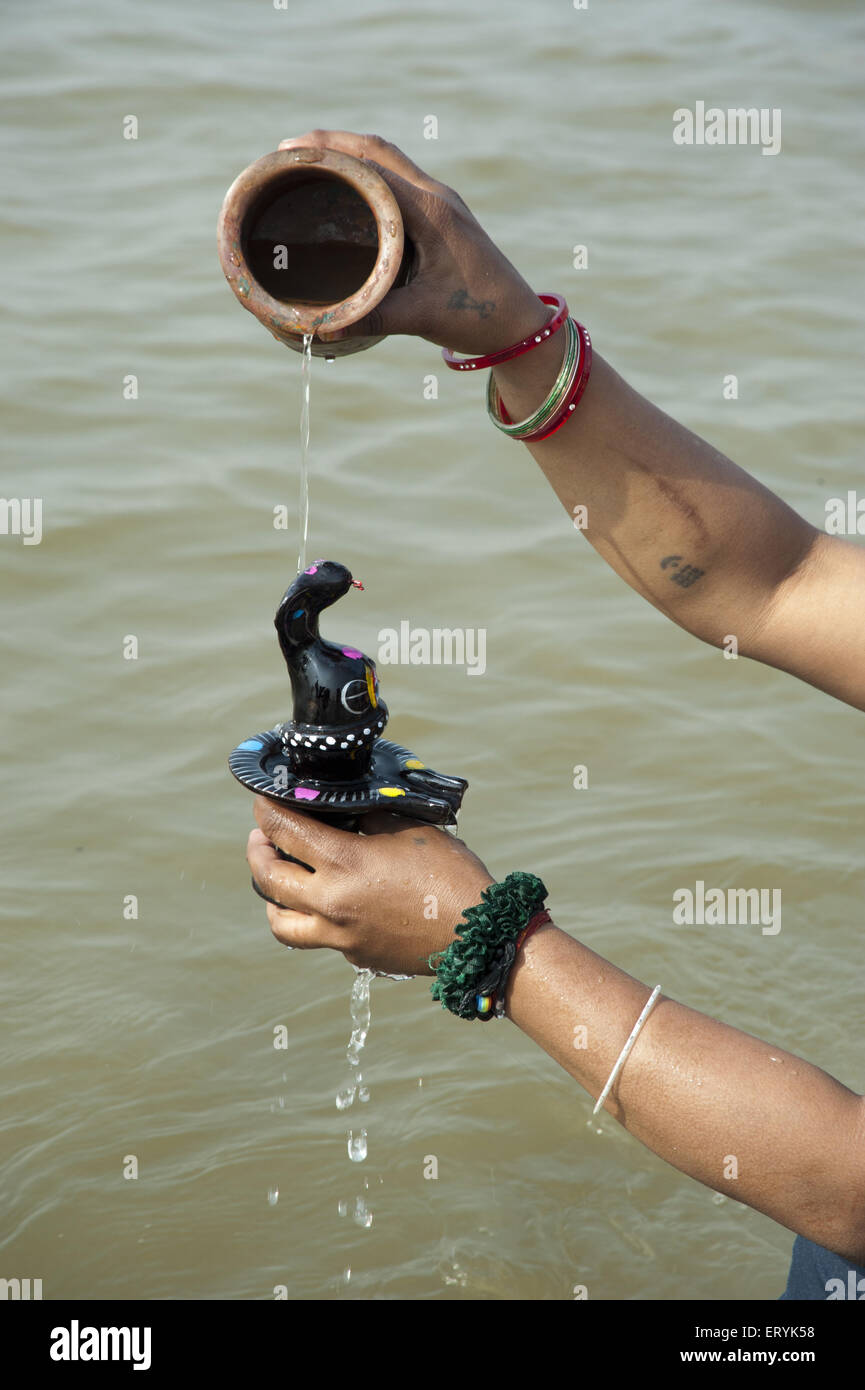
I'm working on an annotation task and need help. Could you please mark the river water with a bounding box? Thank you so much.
[1,0,862,1301]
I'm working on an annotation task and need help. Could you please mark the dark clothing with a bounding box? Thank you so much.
[780,1235,865,1300]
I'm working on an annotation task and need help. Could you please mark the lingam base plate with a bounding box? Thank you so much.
[230,729,467,827]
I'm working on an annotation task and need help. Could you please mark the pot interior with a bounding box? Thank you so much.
[243,170,380,306]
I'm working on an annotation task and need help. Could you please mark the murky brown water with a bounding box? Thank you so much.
[1,0,862,1301]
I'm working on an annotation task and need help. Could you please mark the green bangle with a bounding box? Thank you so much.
[486,315,579,437]
[429,872,549,1020]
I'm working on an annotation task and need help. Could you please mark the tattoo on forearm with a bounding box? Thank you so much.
[660,555,706,589]
[448,288,496,318]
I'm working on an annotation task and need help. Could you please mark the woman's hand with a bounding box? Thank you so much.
[277,129,550,355]
[247,795,495,975]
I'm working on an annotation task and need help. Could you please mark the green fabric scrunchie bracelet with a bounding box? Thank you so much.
[429,871,549,1021]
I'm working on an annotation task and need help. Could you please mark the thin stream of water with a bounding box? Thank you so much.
[296,331,314,573]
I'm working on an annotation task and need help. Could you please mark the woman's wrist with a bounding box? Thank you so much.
[449,283,553,358]
[502,917,563,1013]
[491,312,572,424]
[429,872,550,1019]
[444,284,574,429]
[494,289,557,343]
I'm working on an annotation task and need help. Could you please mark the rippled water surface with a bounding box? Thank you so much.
[1,0,863,1301]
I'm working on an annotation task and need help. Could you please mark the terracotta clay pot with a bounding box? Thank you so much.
[217,145,414,357]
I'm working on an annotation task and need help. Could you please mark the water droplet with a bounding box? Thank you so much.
[353,1196,373,1228]
[267,1187,279,1206]
[348,1130,368,1162]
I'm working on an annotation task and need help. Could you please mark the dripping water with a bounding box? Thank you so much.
[335,964,415,1233]
[336,966,372,1122]
[296,331,314,573]
[337,966,375,1228]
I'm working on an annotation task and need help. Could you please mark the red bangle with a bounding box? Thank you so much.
[514,907,551,956]
[441,294,568,371]
[497,321,593,443]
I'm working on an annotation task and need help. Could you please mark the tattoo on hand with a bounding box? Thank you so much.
[448,288,496,319]
[660,555,705,589]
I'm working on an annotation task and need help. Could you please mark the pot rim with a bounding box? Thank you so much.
[216,145,404,337]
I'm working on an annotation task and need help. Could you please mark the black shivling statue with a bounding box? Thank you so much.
[229,559,467,827]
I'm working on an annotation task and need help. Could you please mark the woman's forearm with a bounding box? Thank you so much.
[492,299,819,652]
[505,920,865,1264]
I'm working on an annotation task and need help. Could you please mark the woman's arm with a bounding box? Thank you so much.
[492,323,865,712]
[247,805,865,1265]
[505,918,865,1267]
[278,130,865,712]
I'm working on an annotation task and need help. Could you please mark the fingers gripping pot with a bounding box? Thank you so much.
[217,146,416,358]
[230,562,468,860]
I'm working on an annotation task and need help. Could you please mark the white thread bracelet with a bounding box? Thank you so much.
[592,985,662,1117]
